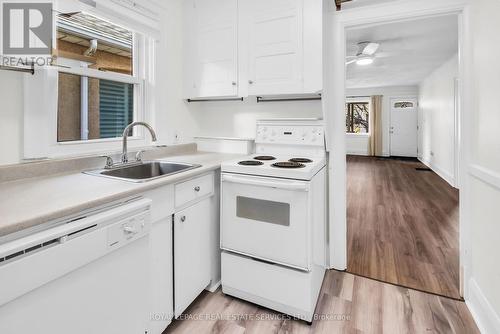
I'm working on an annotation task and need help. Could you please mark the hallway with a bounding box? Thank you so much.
[347,156,460,299]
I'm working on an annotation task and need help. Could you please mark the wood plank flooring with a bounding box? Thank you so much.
[164,270,478,334]
[347,156,460,299]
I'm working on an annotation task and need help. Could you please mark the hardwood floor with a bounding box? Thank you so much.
[164,270,478,334]
[347,156,460,299]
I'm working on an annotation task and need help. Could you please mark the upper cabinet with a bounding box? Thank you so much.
[183,0,238,98]
[243,0,303,95]
[183,0,322,99]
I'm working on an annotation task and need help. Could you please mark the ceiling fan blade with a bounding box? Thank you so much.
[362,42,380,56]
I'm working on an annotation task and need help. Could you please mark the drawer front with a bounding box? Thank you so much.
[221,251,312,312]
[175,173,214,208]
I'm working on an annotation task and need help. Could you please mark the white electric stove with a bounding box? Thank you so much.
[220,119,327,322]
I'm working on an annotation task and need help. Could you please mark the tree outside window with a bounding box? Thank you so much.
[346,102,369,134]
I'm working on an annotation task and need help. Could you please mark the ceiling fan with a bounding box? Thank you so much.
[335,0,353,11]
[346,41,380,66]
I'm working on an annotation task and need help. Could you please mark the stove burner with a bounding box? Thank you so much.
[238,160,264,166]
[289,158,313,163]
[254,155,276,161]
[271,161,306,169]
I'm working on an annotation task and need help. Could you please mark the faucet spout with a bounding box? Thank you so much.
[121,122,157,163]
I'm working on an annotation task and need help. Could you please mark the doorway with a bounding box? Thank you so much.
[390,97,418,157]
[343,14,461,299]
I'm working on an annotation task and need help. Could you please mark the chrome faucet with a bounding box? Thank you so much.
[121,122,158,164]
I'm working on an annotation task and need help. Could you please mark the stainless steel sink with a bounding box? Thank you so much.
[84,161,201,182]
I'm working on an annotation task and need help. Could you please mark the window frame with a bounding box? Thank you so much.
[345,97,371,135]
[55,14,144,145]
[23,2,158,160]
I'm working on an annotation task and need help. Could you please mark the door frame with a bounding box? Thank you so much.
[323,0,472,299]
[389,96,419,157]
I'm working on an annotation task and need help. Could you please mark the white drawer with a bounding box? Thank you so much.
[175,172,214,209]
[221,251,315,319]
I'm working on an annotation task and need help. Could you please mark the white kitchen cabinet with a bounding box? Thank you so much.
[149,217,173,334]
[183,0,322,98]
[242,0,322,95]
[144,186,175,334]
[183,0,239,98]
[173,197,212,317]
[243,0,303,95]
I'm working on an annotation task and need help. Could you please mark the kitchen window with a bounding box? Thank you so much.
[22,2,158,160]
[345,102,369,134]
[55,12,141,143]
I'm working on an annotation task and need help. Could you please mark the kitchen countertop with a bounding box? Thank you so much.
[0,151,241,239]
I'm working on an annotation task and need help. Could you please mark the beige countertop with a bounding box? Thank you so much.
[0,151,241,239]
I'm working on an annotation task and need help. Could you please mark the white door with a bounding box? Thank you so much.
[190,0,238,98]
[174,199,211,317]
[242,0,304,95]
[390,98,418,157]
[221,173,311,270]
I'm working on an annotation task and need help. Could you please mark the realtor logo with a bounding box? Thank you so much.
[2,2,52,55]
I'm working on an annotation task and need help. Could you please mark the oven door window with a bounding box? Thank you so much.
[236,196,290,226]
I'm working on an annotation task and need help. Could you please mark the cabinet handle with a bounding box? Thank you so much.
[194,186,201,192]
[248,80,254,84]
[180,215,186,222]
[231,81,237,86]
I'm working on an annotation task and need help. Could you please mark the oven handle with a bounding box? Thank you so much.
[222,174,309,191]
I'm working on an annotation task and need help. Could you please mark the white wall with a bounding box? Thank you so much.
[346,85,419,156]
[346,134,370,155]
[0,72,24,165]
[418,54,458,186]
[155,0,200,146]
[187,98,323,139]
[0,0,194,166]
[465,0,500,332]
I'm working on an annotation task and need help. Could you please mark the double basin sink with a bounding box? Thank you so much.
[84,161,201,183]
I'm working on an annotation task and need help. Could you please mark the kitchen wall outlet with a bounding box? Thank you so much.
[430,151,434,156]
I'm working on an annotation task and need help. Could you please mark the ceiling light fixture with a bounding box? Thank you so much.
[356,56,374,66]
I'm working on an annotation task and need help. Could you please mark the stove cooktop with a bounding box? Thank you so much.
[223,155,326,181]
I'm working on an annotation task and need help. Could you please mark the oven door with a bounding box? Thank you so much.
[221,173,311,270]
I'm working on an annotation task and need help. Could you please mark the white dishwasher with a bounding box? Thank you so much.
[0,197,152,334]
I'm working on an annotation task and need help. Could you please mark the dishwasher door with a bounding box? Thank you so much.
[0,198,152,334]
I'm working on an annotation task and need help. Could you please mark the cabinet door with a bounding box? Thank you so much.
[149,217,173,334]
[244,0,304,95]
[189,0,238,98]
[173,198,212,317]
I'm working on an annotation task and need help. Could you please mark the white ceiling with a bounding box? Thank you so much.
[346,14,458,89]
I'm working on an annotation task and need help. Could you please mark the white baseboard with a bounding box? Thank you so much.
[418,157,456,188]
[206,280,221,293]
[466,279,500,334]
[346,150,370,156]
